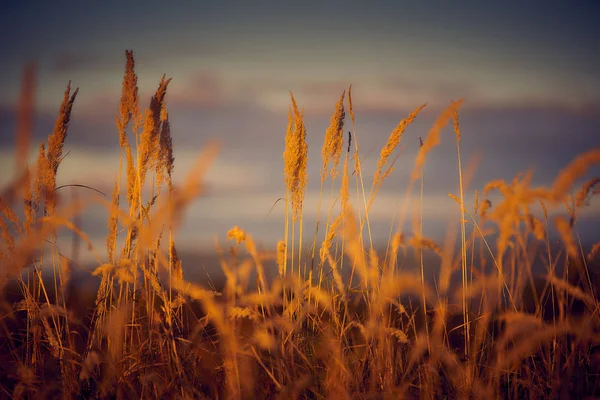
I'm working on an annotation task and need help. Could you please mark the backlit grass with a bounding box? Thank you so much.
[1,51,600,399]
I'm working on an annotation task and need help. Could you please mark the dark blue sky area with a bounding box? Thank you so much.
[0,0,599,254]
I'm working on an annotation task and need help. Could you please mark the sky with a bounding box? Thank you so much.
[0,0,599,269]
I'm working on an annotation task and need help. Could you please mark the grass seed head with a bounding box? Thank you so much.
[283,93,308,221]
[321,90,346,180]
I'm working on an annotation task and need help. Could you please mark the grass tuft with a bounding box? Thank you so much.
[1,51,600,399]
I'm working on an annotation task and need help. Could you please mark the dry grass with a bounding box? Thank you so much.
[1,51,600,399]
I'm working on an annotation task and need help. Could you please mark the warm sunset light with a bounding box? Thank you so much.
[1,1,599,398]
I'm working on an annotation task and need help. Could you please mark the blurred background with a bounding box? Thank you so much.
[1,0,599,275]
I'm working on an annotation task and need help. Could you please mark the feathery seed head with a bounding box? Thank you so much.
[412,100,463,182]
[117,50,139,146]
[283,93,308,221]
[321,90,346,180]
[348,84,355,126]
[139,75,172,187]
[228,226,247,244]
[374,103,426,187]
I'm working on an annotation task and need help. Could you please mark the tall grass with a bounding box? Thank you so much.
[1,51,600,399]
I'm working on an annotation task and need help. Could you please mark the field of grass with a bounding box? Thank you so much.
[1,51,600,399]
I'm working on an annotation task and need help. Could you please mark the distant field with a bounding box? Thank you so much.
[1,51,600,399]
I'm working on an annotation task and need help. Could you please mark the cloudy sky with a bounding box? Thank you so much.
[1,0,599,267]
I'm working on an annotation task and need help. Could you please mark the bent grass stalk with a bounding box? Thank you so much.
[2,52,600,399]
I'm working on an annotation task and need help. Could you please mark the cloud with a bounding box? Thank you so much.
[2,74,598,226]
[162,70,420,116]
[167,70,230,109]
[165,69,600,119]
[2,144,598,269]
[0,147,274,197]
